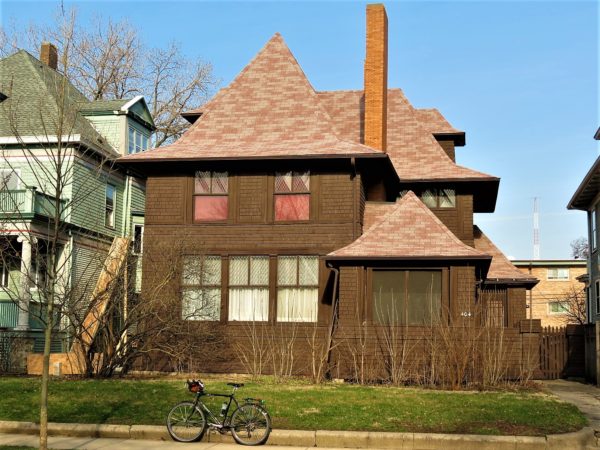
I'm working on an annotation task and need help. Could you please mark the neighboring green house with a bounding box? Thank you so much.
[0,43,153,358]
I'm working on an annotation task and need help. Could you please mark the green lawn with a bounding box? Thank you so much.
[0,376,586,436]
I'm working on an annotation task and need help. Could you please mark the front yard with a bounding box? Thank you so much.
[0,376,586,436]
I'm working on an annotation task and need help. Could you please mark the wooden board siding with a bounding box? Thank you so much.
[145,175,186,224]
[430,193,473,246]
[450,266,476,325]
[507,287,527,328]
[438,140,455,161]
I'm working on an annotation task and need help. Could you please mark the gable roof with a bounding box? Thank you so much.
[318,89,497,183]
[0,50,116,155]
[119,34,384,162]
[473,225,538,287]
[328,191,490,261]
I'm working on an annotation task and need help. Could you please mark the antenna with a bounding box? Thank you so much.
[533,197,540,260]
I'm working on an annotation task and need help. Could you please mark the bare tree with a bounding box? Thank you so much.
[0,7,215,146]
[558,286,587,325]
[570,237,589,260]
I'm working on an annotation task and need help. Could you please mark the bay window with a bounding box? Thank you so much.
[228,256,269,321]
[194,171,229,222]
[181,255,221,321]
[274,171,310,221]
[372,270,442,325]
[277,256,319,322]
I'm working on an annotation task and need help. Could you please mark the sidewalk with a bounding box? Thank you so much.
[542,380,600,432]
[0,421,598,450]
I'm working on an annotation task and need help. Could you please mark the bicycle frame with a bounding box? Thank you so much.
[192,387,242,430]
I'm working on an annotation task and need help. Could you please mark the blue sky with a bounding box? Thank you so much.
[2,0,598,259]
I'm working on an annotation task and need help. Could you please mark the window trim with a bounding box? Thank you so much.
[591,208,597,252]
[105,183,116,229]
[227,255,270,322]
[0,169,21,190]
[193,171,230,223]
[276,255,319,323]
[546,268,570,281]
[367,267,447,325]
[132,224,144,255]
[181,255,222,321]
[548,301,569,315]
[273,170,311,223]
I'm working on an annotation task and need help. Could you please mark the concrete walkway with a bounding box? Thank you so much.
[542,380,600,432]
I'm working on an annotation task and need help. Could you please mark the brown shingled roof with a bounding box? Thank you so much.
[473,226,538,287]
[318,89,496,182]
[120,34,383,162]
[415,108,462,135]
[328,191,490,260]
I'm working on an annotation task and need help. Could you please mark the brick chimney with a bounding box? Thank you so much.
[364,4,388,152]
[40,42,58,70]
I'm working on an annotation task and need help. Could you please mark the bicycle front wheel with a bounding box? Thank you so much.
[166,401,207,442]
[230,403,271,446]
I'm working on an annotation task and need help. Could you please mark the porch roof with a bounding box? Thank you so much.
[327,191,490,261]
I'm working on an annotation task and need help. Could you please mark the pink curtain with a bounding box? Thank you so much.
[194,196,228,221]
[275,194,309,221]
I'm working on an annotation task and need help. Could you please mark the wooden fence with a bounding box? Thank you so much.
[539,325,585,380]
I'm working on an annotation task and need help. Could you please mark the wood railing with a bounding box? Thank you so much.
[0,188,67,220]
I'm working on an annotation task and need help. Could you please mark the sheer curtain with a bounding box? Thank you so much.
[229,287,269,321]
[277,287,318,322]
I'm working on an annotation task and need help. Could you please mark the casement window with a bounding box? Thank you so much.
[194,171,229,222]
[372,270,442,325]
[274,171,310,221]
[132,224,144,255]
[421,188,456,208]
[277,256,319,322]
[105,184,116,228]
[547,268,569,280]
[0,169,20,190]
[591,209,597,252]
[548,301,569,314]
[128,126,150,154]
[181,255,221,321]
[228,256,269,321]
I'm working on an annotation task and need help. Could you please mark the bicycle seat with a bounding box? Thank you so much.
[227,382,244,388]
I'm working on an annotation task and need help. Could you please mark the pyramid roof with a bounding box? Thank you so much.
[328,191,490,261]
[120,34,383,162]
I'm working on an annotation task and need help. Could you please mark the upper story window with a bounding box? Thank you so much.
[105,184,116,228]
[0,261,8,288]
[128,126,150,154]
[277,256,319,322]
[595,280,600,315]
[547,268,569,281]
[228,256,269,321]
[181,255,221,321]
[274,171,310,221]
[0,169,20,190]
[421,188,455,208]
[372,270,442,325]
[194,171,228,222]
[591,209,597,252]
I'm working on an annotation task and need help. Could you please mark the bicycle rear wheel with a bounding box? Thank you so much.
[166,401,207,442]
[230,403,271,446]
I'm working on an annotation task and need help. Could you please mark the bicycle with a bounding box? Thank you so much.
[166,379,272,446]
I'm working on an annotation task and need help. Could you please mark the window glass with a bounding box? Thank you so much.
[128,127,135,154]
[547,268,569,280]
[193,171,229,222]
[0,169,20,190]
[228,256,269,321]
[592,209,597,251]
[105,184,115,228]
[421,190,437,208]
[275,171,310,221]
[439,189,456,208]
[596,281,600,314]
[181,255,221,321]
[133,225,144,255]
[142,134,148,150]
[373,270,442,325]
[277,256,318,322]
[549,301,569,314]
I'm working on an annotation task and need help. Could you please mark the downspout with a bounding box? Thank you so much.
[325,263,340,379]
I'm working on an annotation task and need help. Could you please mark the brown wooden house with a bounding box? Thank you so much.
[118,4,540,379]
